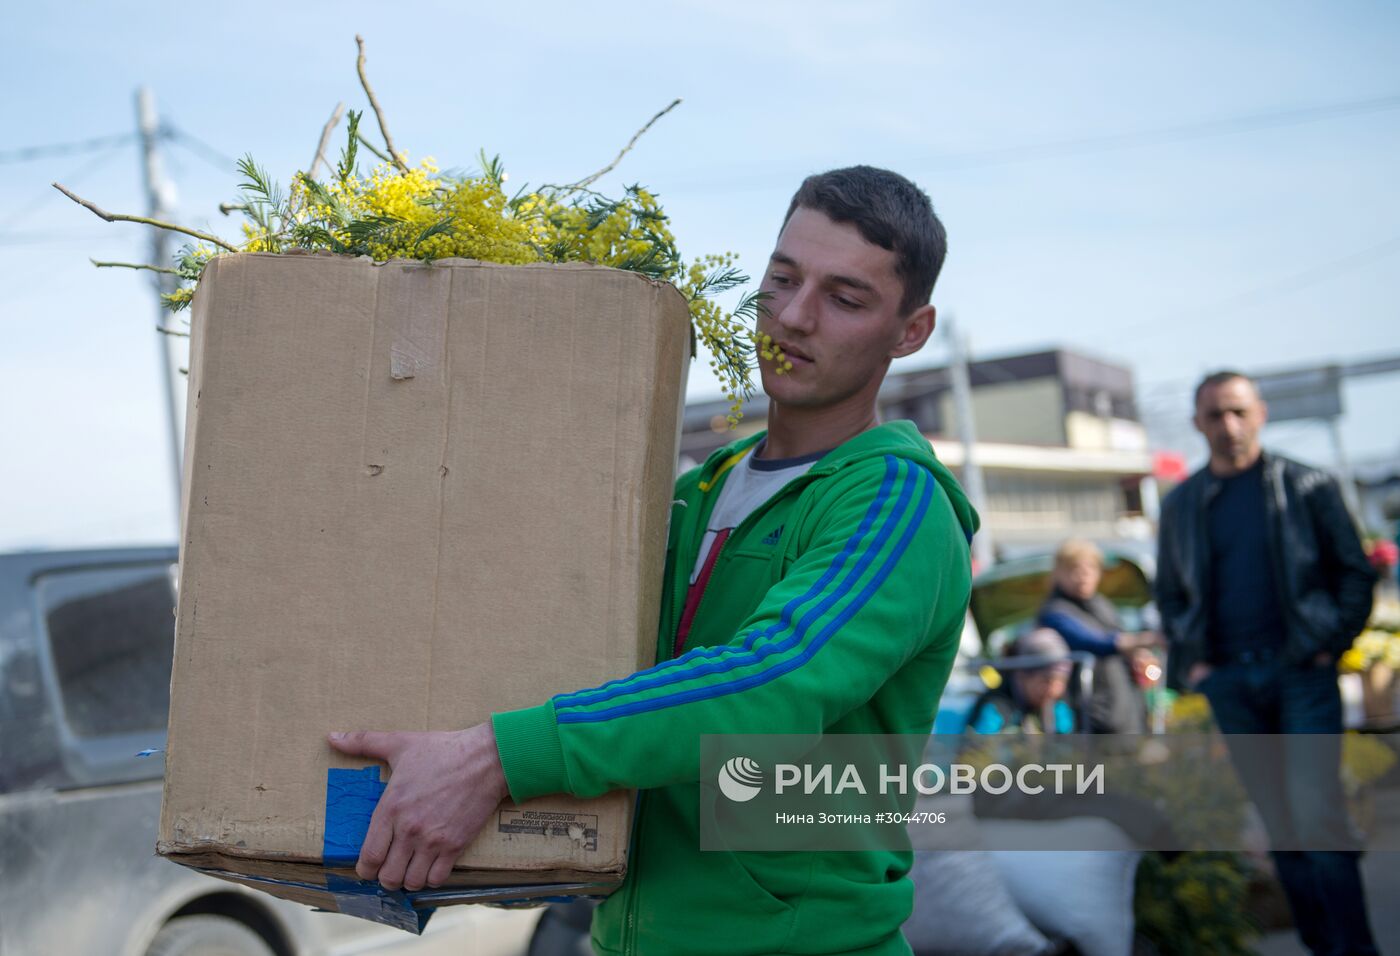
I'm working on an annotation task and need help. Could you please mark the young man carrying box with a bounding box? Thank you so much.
[331,166,978,955]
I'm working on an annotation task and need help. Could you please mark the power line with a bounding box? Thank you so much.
[1,143,130,230]
[1086,233,1400,351]
[1209,235,1400,311]
[163,124,239,172]
[0,123,238,174]
[664,91,1400,192]
[0,132,138,165]
[0,230,134,246]
[925,91,1400,171]
[0,126,239,251]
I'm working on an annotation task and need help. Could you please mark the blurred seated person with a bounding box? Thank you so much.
[967,628,1076,734]
[964,629,1180,847]
[1038,539,1158,734]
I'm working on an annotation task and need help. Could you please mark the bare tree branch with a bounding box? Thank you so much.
[55,182,238,251]
[567,99,682,190]
[91,258,180,275]
[157,325,190,338]
[308,101,347,180]
[355,132,390,162]
[355,35,410,173]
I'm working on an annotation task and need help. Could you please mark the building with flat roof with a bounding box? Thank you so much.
[681,348,1155,554]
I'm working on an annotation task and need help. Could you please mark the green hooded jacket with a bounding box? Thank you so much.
[492,420,978,955]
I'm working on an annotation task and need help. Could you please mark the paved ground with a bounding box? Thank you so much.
[369,906,540,956]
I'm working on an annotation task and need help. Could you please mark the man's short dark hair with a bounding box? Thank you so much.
[1194,370,1257,408]
[783,166,947,316]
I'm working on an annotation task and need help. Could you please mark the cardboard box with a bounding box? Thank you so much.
[159,253,689,928]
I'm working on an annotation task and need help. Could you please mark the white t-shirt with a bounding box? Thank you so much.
[671,441,830,656]
[689,442,826,583]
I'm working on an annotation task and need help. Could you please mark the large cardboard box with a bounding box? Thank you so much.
[159,253,689,928]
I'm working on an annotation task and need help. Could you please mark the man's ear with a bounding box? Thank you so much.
[891,304,936,359]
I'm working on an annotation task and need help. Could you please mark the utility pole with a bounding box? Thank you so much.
[136,87,185,524]
[1252,358,1400,523]
[946,315,994,569]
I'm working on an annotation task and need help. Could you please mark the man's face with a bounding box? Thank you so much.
[755,206,934,410]
[1193,377,1267,474]
[1053,558,1101,602]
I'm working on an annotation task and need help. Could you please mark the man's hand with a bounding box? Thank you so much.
[1187,662,1213,690]
[1313,651,1334,668]
[1115,631,1158,653]
[327,722,511,891]
[1130,648,1162,685]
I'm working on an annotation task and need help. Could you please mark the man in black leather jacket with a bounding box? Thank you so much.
[1156,370,1378,956]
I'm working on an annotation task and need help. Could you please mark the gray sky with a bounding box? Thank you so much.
[3,1,1398,550]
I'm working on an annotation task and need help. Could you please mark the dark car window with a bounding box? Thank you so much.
[36,566,176,739]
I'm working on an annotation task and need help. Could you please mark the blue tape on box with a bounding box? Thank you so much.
[319,767,436,932]
[323,766,386,867]
[311,768,598,929]
[190,867,435,934]
[324,874,434,933]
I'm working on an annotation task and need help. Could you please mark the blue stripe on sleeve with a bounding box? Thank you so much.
[557,463,934,724]
[553,455,901,713]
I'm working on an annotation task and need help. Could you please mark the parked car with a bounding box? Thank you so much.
[0,546,535,956]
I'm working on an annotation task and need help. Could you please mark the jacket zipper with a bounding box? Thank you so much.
[626,482,712,952]
[666,495,707,655]
[673,528,730,657]
[625,458,827,953]
[622,791,646,956]
[665,455,735,651]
